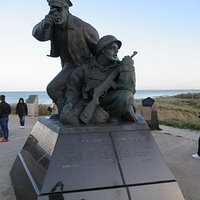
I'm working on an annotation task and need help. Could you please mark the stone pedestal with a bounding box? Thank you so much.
[141,97,160,130]
[10,113,184,200]
[26,95,39,116]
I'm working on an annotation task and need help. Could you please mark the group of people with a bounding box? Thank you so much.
[0,96,28,143]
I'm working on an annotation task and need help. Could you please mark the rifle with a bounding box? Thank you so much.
[79,51,138,124]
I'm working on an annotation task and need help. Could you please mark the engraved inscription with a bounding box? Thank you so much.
[31,121,58,155]
[112,131,154,160]
[59,132,116,167]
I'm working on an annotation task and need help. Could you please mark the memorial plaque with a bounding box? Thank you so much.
[10,120,58,198]
[21,121,58,190]
[41,131,123,193]
[111,130,175,185]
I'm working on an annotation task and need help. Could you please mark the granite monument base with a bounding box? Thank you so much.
[10,113,184,200]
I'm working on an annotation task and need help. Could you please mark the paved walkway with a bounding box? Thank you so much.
[159,125,200,141]
[0,115,38,200]
[152,126,200,200]
[0,115,200,200]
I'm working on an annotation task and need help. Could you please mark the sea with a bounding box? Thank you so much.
[0,89,200,105]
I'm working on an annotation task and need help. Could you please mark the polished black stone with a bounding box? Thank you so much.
[41,131,123,194]
[38,188,129,200]
[129,182,184,200]
[10,121,58,199]
[10,114,184,200]
[111,130,174,185]
[37,183,185,200]
[142,97,155,107]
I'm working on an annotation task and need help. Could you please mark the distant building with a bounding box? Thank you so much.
[26,95,38,116]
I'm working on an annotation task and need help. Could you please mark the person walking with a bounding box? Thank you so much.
[192,112,200,159]
[16,98,28,128]
[0,95,11,142]
[192,137,200,159]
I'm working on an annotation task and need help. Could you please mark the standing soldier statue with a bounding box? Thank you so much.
[32,0,99,118]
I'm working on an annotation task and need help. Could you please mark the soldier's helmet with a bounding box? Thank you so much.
[96,35,122,55]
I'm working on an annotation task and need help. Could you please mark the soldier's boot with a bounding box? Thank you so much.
[60,102,82,125]
[91,106,110,124]
[123,98,137,122]
[50,98,65,120]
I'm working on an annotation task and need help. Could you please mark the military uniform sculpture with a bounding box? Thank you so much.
[60,35,137,125]
[32,0,99,116]
[32,0,137,125]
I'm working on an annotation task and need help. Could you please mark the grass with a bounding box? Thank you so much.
[136,93,200,131]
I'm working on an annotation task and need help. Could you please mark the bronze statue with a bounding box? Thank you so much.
[60,35,137,125]
[32,0,99,117]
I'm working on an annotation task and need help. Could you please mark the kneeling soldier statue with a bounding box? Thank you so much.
[60,35,137,125]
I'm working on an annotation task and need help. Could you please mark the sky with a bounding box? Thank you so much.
[1,0,200,91]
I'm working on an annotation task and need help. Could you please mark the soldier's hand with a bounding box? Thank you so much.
[42,14,54,29]
[121,56,134,71]
[121,56,134,66]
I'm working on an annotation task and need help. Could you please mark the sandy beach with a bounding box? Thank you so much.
[0,114,200,200]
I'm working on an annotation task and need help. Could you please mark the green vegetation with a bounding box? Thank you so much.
[10,104,17,114]
[38,104,51,115]
[136,93,200,131]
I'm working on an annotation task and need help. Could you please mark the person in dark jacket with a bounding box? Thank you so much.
[192,112,200,159]
[0,95,11,142]
[16,98,28,128]
[32,0,99,117]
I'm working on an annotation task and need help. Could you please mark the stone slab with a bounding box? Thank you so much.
[129,182,184,200]
[38,188,130,200]
[111,130,174,185]
[10,114,184,200]
[41,131,123,194]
